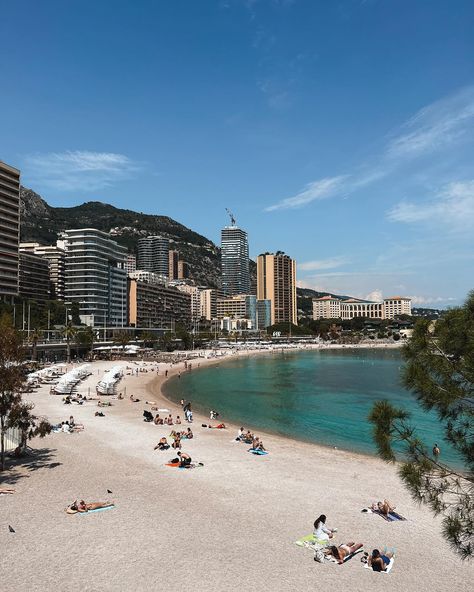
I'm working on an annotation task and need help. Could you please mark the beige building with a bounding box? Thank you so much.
[312,295,412,320]
[128,277,191,329]
[0,161,20,298]
[178,260,190,279]
[200,288,217,321]
[257,252,297,325]
[175,283,201,320]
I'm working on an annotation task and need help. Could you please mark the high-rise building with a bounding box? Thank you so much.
[178,260,190,279]
[137,236,169,276]
[124,254,136,274]
[175,283,201,321]
[168,250,179,280]
[20,242,66,300]
[0,161,20,299]
[221,224,249,296]
[62,228,127,327]
[257,252,297,326]
[18,251,50,301]
[216,294,257,328]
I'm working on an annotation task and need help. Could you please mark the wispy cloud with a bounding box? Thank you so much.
[409,295,458,306]
[388,180,474,229]
[265,85,474,212]
[386,86,474,159]
[23,150,141,192]
[299,256,349,271]
[265,176,347,211]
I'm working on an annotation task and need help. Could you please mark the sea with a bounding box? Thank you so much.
[164,348,461,466]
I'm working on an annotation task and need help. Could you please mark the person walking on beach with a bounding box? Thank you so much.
[433,443,440,459]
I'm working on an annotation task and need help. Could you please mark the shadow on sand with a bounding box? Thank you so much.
[0,447,62,486]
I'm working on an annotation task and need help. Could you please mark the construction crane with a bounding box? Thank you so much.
[225,208,236,226]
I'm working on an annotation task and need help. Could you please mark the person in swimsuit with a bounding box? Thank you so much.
[177,451,191,468]
[372,499,395,517]
[68,500,114,513]
[368,548,393,571]
[325,542,363,563]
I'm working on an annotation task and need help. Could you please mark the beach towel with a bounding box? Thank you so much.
[66,505,115,515]
[370,508,406,522]
[166,462,180,467]
[248,449,268,455]
[364,557,395,573]
[295,534,329,548]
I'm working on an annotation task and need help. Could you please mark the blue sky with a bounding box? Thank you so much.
[1,0,473,307]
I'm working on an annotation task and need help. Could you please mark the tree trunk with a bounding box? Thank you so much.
[1,415,5,472]
[66,337,71,364]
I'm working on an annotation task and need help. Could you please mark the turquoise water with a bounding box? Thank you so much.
[164,349,461,465]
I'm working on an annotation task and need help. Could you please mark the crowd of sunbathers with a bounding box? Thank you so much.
[236,427,267,452]
[309,510,396,571]
[153,428,194,451]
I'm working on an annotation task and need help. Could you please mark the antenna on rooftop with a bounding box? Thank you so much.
[225,208,236,226]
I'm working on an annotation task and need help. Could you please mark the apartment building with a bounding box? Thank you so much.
[0,161,20,299]
[257,252,297,326]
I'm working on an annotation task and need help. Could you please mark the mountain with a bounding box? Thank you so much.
[20,187,222,287]
[20,187,335,305]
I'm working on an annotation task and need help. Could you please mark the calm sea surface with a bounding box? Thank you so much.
[164,348,460,465]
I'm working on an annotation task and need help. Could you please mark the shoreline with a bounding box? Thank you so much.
[153,344,402,466]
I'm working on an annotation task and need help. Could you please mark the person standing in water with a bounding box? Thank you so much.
[433,443,440,458]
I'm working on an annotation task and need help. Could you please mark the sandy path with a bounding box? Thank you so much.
[0,356,472,592]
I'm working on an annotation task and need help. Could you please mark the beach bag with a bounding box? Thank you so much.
[314,548,325,563]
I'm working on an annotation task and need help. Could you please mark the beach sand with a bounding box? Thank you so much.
[0,354,472,592]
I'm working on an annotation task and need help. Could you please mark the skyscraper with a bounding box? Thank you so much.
[168,250,179,280]
[221,224,250,296]
[0,161,20,299]
[257,252,297,326]
[62,228,127,327]
[137,236,169,276]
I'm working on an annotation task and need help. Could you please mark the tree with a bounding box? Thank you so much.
[113,330,130,352]
[140,331,156,349]
[28,329,43,361]
[76,327,95,359]
[369,291,474,559]
[0,318,51,470]
[62,322,77,363]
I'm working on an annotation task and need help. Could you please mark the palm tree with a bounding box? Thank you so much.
[28,329,43,361]
[62,322,77,363]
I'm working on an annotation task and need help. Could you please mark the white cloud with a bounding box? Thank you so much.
[23,150,141,192]
[409,295,457,306]
[386,86,474,159]
[365,289,383,302]
[298,256,349,271]
[265,176,347,211]
[388,180,474,228]
[265,85,474,213]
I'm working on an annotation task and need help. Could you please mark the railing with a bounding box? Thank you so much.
[3,427,21,452]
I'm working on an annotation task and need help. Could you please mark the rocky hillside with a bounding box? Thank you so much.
[20,187,222,287]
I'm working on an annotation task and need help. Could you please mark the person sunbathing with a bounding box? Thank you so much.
[0,488,15,494]
[185,427,193,439]
[166,414,173,426]
[68,500,114,513]
[175,416,182,425]
[367,548,394,571]
[372,499,395,516]
[177,451,191,468]
[324,542,363,563]
[154,437,170,451]
[154,414,163,425]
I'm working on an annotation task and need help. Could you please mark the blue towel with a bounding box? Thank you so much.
[78,505,115,514]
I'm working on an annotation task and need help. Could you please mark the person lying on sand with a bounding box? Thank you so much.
[372,500,395,517]
[154,437,170,451]
[0,488,15,494]
[129,394,140,403]
[324,542,363,563]
[366,548,394,571]
[177,451,191,468]
[67,500,114,513]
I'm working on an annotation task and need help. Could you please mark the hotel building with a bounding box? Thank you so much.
[137,235,169,276]
[62,228,127,327]
[221,224,250,296]
[312,295,412,320]
[0,161,20,299]
[257,252,297,326]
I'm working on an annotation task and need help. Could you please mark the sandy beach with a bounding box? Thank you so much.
[1,352,472,592]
